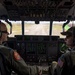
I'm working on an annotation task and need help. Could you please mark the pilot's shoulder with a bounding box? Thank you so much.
[0,45,14,55]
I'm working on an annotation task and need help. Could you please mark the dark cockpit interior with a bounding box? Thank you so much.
[0,0,73,63]
[0,0,74,75]
[0,0,75,21]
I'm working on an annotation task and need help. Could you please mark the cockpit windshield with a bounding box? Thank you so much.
[1,20,74,38]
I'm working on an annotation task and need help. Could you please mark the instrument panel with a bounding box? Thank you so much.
[7,35,60,65]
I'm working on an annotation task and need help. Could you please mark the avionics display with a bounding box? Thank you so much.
[47,41,59,62]
[37,43,46,54]
[25,42,36,54]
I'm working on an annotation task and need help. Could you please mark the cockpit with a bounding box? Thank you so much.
[0,0,75,75]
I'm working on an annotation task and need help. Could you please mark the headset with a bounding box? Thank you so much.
[0,20,12,38]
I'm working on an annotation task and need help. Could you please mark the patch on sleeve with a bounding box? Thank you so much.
[13,51,21,60]
[58,58,64,67]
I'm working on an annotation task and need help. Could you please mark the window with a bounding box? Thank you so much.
[1,20,74,38]
[25,21,50,35]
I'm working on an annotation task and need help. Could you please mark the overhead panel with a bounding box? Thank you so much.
[0,0,74,21]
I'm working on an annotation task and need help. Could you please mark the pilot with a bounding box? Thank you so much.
[0,22,42,75]
[53,26,75,75]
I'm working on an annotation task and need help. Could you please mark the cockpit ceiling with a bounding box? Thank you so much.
[0,0,75,21]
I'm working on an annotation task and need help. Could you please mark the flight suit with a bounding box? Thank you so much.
[54,48,75,75]
[0,45,41,75]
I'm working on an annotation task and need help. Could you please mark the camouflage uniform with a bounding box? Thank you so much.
[0,45,41,75]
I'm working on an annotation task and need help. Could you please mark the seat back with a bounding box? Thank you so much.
[0,52,7,75]
[0,52,11,75]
